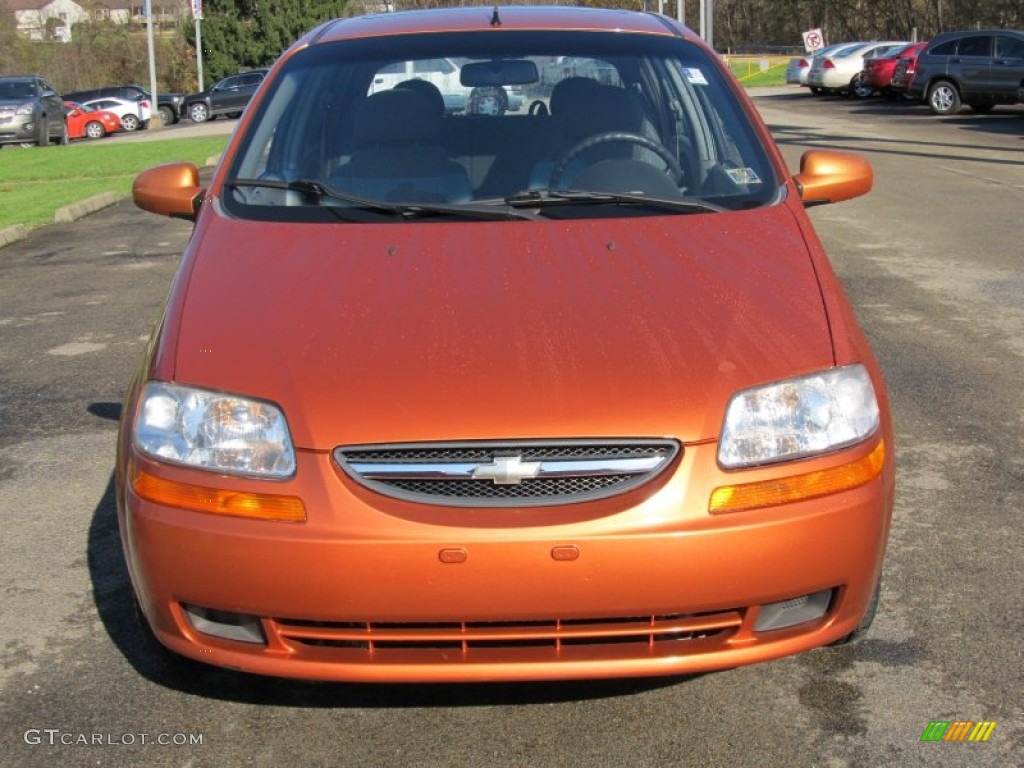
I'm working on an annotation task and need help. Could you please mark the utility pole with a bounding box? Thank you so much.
[145,0,160,128]
[192,0,205,91]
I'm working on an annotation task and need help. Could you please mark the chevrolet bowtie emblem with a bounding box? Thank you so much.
[472,455,542,485]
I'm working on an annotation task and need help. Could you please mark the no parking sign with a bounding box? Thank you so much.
[802,28,824,52]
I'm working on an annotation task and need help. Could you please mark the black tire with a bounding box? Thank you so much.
[158,105,175,125]
[850,74,874,100]
[226,111,242,119]
[35,115,49,147]
[809,86,825,95]
[85,120,106,139]
[467,86,508,116]
[831,580,881,646]
[927,80,961,115]
[189,102,209,123]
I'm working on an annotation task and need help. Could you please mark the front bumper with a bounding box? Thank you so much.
[120,439,893,682]
[0,114,36,145]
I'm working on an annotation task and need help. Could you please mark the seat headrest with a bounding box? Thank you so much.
[564,85,645,137]
[354,90,441,145]
[395,79,445,116]
[549,76,602,115]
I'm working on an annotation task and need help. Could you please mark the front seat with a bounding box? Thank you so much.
[330,89,472,203]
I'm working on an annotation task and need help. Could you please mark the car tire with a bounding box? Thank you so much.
[55,119,69,145]
[33,116,49,147]
[158,105,175,125]
[226,111,242,119]
[121,113,141,131]
[85,120,106,139]
[850,74,874,99]
[189,102,209,123]
[830,580,881,646]
[808,86,825,95]
[927,80,961,115]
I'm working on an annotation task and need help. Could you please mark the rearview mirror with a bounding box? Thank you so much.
[461,59,539,87]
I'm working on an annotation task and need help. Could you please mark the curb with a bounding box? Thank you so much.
[53,191,123,224]
[0,224,29,248]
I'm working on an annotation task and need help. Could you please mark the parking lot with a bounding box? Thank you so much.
[0,88,1021,767]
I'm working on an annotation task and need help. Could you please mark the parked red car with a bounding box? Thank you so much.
[63,100,121,140]
[123,5,893,684]
[889,42,928,95]
[861,43,927,96]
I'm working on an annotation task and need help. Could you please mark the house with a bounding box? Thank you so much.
[10,0,89,41]
[10,0,187,41]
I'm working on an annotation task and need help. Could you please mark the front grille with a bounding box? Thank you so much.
[334,439,680,507]
[271,610,742,658]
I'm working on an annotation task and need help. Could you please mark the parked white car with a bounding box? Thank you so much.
[807,41,907,97]
[80,96,150,131]
[785,42,863,92]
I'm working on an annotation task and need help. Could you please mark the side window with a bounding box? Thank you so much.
[413,58,454,75]
[930,40,956,56]
[957,36,991,57]
[378,61,406,75]
[994,36,1024,58]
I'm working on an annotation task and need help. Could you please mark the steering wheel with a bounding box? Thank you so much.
[529,100,549,117]
[550,131,684,191]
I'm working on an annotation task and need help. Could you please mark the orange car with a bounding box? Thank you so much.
[120,6,894,683]
[63,101,121,140]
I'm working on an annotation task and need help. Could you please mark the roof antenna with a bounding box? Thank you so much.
[490,5,501,27]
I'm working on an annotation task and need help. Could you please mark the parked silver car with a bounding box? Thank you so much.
[0,75,67,147]
[785,42,863,93]
[807,41,908,97]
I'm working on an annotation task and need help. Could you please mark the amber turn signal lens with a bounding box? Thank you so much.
[131,466,306,522]
[709,440,885,514]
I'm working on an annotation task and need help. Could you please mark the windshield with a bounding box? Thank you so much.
[226,30,778,221]
[0,81,35,100]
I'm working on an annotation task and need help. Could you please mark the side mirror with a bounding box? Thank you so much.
[133,162,204,221]
[794,149,873,207]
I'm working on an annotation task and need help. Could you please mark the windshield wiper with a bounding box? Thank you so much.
[226,178,535,221]
[504,189,725,215]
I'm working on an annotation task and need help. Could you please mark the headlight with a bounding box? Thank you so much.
[16,102,35,115]
[718,365,879,469]
[134,382,296,478]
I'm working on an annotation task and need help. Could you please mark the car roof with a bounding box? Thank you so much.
[309,6,693,45]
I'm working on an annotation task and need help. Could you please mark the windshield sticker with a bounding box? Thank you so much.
[681,67,709,85]
[725,167,763,185]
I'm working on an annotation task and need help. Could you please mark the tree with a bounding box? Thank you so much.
[185,0,351,83]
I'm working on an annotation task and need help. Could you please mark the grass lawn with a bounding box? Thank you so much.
[726,56,788,87]
[0,137,227,230]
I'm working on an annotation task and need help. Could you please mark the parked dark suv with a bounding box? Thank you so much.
[0,75,66,147]
[63,85,187,125]
[907,29,1024,115]
[184,69,268,123]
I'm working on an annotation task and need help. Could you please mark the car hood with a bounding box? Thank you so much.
[168,204,833,448]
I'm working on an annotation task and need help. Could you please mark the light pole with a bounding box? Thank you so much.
[192,0,204,91]
[145,0,160,128]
